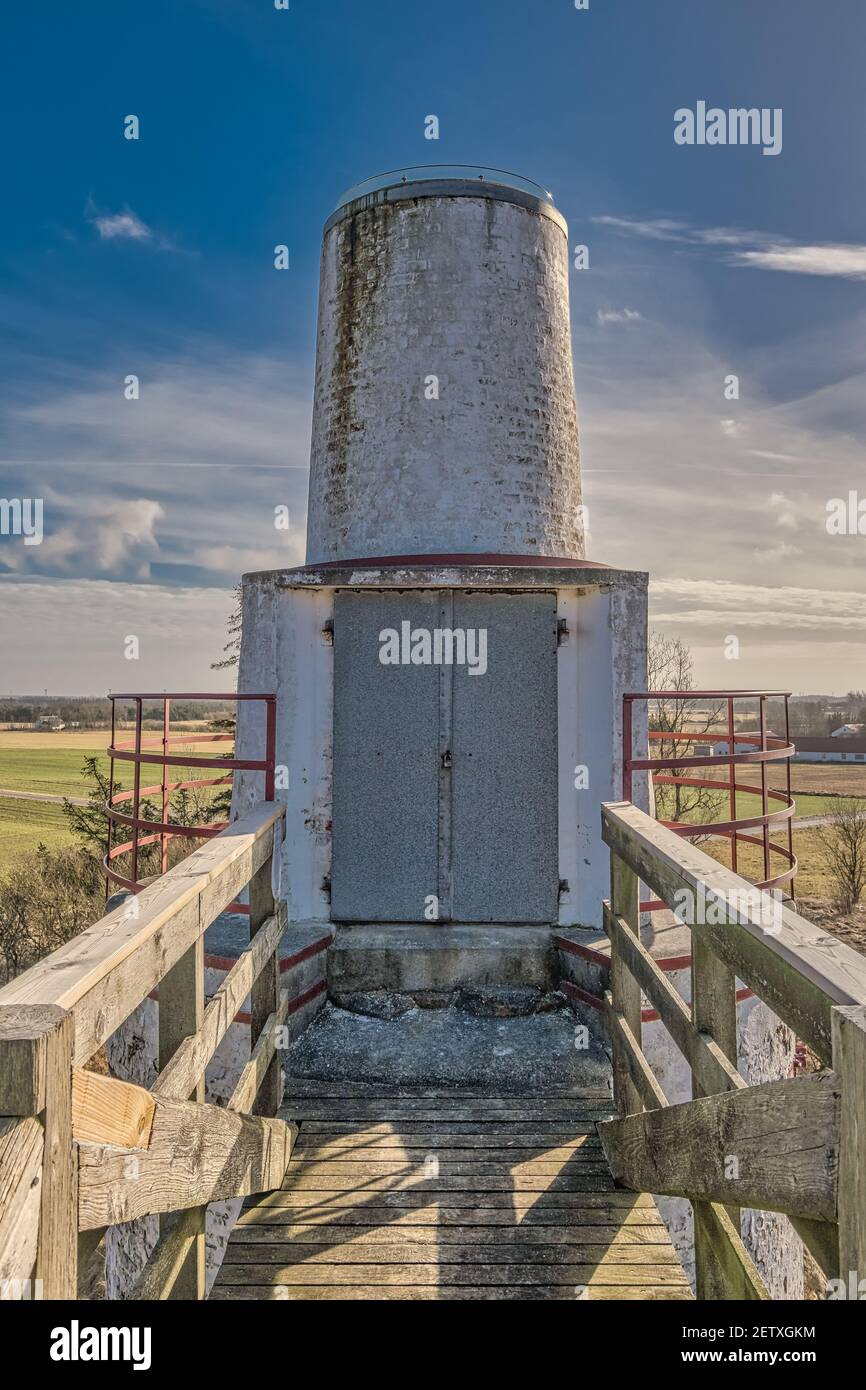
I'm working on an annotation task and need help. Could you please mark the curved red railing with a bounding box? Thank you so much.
[623,690,797,909]
[104,692,276,901]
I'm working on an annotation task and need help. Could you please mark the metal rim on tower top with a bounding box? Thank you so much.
[334,165,556,211]
[327,166,568,237]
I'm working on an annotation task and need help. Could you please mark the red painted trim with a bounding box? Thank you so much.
[555,934,693,976]
[290,553,610,572]
[641,986,752,1026]
[286,978,327,1017]
[281,933,334,972]
[233,978,327,1026]
[560,978,754,1024]
[560,980,605,1012]
[202,933,331,977]
[655,954,693,974]
[553,935,610,967]
[150,971,328,1025]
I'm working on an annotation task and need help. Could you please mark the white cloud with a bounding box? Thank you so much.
[88,207,153,242]
[753,540,802,562]
[3,499,164,579]
[0,352,312,605]
[0,578,234,692]
[592,214,866,281]
[734,245,866,279]
[767,492,799,530]
[651,578,866,632]
[596,307,642,326]
[84,200,177,250]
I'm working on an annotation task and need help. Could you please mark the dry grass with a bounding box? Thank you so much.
[706,761,866,798]
[702,828,834,899]
[0,730,108,751]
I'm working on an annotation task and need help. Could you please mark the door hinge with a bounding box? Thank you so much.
[441,749,453,769]
[557,618,569,646]
[321,618,334,645]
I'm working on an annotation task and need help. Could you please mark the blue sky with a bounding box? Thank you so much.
[1,0,864,692]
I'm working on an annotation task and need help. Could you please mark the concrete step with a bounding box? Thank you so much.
[285,1001,613,1095]
[327,924,556,1003]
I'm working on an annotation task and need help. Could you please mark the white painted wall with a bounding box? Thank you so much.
[561,584,648,928]
[239,572,647,929]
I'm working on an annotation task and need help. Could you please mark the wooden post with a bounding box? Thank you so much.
[0,1005,77,1299]
[832,1004,866,1291]
[691,930,739,1298]
[158,938,205,1298]
[609,852,642,1117]
[250,852,281,1117]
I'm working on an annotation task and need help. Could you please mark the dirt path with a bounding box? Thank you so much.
[0,788,88,807]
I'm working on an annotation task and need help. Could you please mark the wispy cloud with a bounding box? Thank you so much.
[0,351,311,588]
[0,577,235,692]
[592,215,866,281]
[85,199,175,250]
[736,245,866,279]
[596,307,642,326]
[652,578,866,633]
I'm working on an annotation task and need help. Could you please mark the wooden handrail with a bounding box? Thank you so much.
[598,798,866,1302]
[602,801,866,1061]
[0,801,288,1302]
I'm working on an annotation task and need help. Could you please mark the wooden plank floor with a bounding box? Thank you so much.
[212,1084,693,1301]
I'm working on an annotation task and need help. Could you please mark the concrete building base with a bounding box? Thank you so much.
[327,924,557,1001]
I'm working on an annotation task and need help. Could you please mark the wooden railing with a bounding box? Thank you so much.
[0,801,289,1301]
[599,800,866,1300]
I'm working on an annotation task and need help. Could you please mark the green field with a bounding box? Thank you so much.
[668,788,864,826]
[0,797,77,863]
[0,747,110,797]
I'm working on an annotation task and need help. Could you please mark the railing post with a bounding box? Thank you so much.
[159,939,206,1298]
[609,850,642,1116]
[0,1005,77,1299]
[832,1005,866,1292]
[691,929,739,1298]
[250,848,281,1117]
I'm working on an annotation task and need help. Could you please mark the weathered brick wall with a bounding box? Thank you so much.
[306,191,584,563]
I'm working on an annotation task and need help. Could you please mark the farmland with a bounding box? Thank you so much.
[0,730,230,872]
[704,828,832,900]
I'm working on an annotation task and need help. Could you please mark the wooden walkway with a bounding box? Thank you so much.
[212,1083,692,1301]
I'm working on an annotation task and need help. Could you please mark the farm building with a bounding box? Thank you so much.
[792,735,866,763]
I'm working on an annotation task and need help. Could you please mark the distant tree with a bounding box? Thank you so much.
[816,800,866,913]
[647,633,725,833]
[209,582,242,815]
[63,756,221,885]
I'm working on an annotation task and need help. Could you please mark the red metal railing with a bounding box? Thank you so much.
[623,690,797,909]
[104,692,276,900]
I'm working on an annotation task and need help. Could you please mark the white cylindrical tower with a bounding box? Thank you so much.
[305,166,584,564]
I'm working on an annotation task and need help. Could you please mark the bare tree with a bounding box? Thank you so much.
[647,632,725,832]
[0,844,102,983]
[816,800,866,912]
[212,582,242,671]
